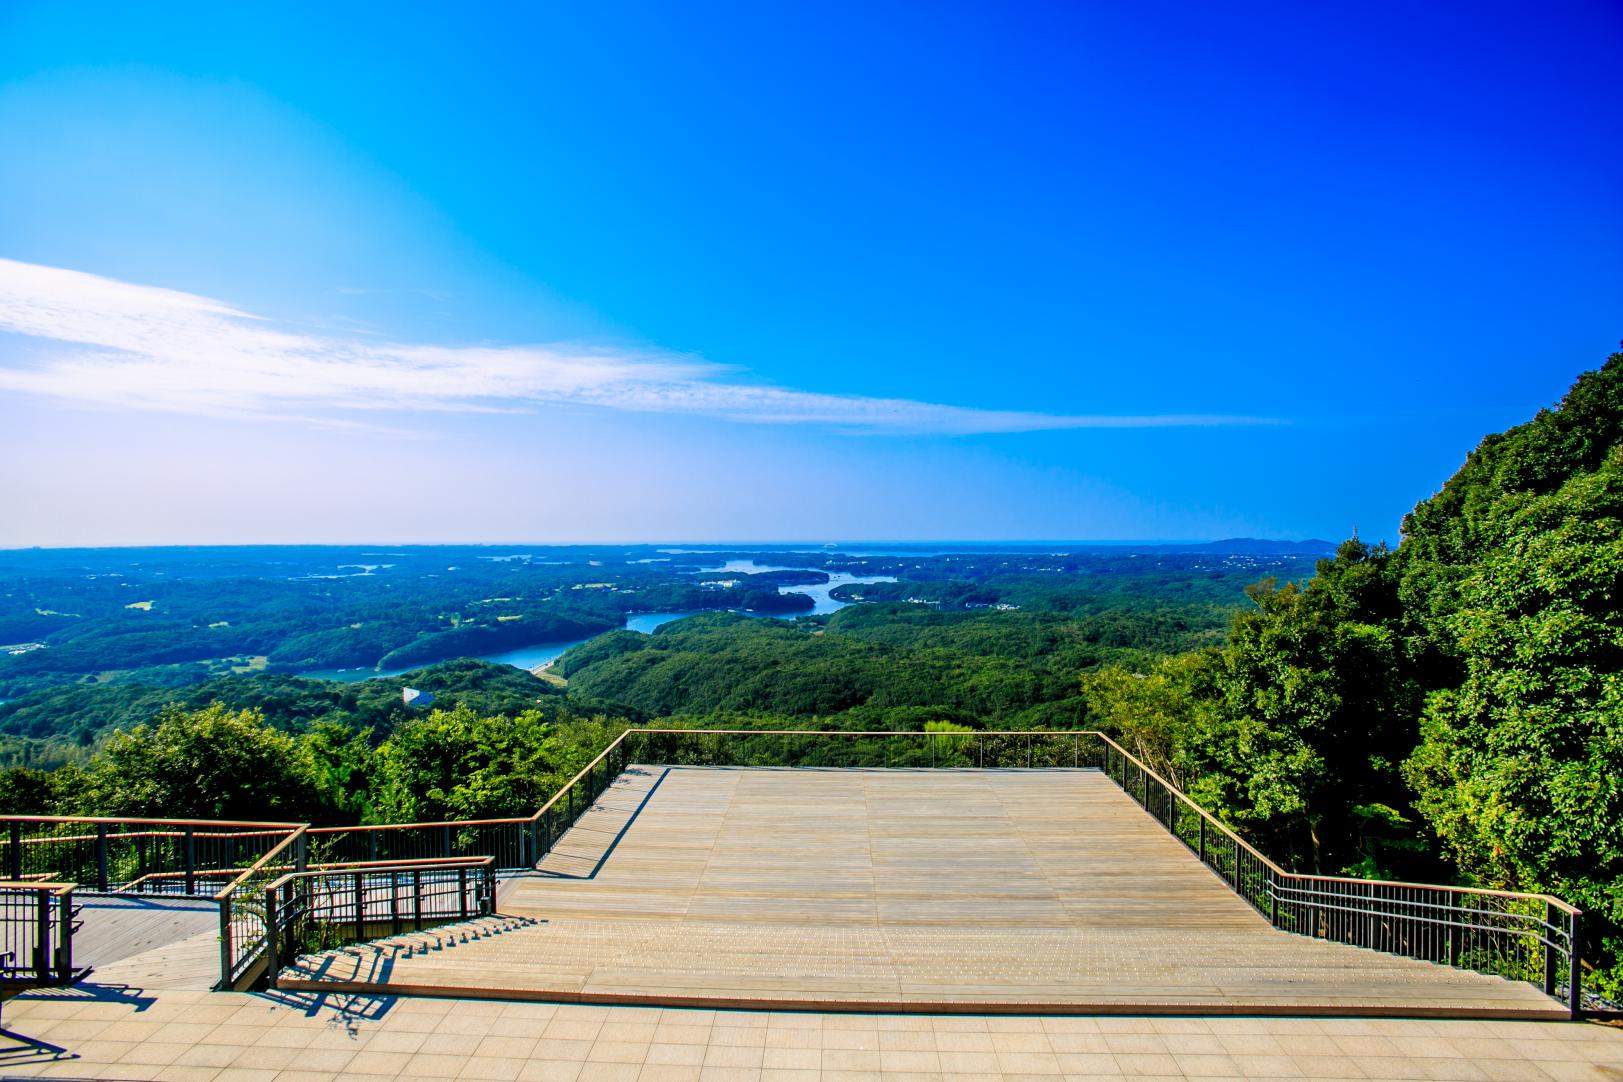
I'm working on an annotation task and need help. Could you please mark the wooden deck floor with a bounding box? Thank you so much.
[278,767,1564,1017]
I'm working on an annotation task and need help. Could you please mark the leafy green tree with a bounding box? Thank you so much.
[1107,540,1424,876]
[80,703,327,820]
[300,720,379,824]
[1080,651,1215,789]
[370,705,623,822]
[0,764,87,815]
[1404,453,1623,996]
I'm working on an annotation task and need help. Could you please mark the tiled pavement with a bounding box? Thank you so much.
[2,985,1620,1081]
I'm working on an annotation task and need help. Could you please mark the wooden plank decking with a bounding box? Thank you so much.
[276,767,1565,1017]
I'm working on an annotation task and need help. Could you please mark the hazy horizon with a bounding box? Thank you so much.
[0,536,1341,553]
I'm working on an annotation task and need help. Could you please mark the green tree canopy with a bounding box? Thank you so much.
[81,703,327,821]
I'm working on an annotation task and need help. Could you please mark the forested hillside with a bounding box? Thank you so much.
[1086,351,1623,996]
[554,599,1231,729]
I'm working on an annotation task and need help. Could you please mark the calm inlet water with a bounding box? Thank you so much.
[297,561,894,683]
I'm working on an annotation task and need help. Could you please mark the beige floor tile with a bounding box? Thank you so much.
[458,1054,526,1080]
[404,1053,475,1078]
[516,1061,582,1082]
[637,1065,702,1082]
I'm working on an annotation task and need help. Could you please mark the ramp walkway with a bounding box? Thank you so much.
[276,767,1562,1017]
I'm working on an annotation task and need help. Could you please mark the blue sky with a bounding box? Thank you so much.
[1,1,1619,546]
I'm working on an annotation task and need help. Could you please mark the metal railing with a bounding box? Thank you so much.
[1091,733,1585,1019]
[261,857,496,989]
[0,816,302,895]
[214,733,633,989]
[214,826,308,990]
[623,727,1098,770]
[0,880,79,986]
[303,734,633,870]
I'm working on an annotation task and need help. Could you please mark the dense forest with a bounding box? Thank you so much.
[1,354,1619,995]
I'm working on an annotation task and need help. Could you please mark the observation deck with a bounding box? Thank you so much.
[275,765,1563,1018]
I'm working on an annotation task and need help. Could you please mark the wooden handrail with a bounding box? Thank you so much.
[307,818,531,833]
[212,826,307,902]
[531,728,634,819]
[12,828,294,845]
[0,814,305,828]
[263,856,494,893]
[0,880,75,895]
[1085,730,1291,879]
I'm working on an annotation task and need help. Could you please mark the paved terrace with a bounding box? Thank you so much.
[2,986,1620,1082]
[277,768,1560,1017]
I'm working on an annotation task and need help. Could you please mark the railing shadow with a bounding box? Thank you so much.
[259,986,397,1029]
[281,914,541,987]
[0,1024,70,1069]
[0,980,155,1070]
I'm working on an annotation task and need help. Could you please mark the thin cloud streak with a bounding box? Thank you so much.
[0,259,1275,434]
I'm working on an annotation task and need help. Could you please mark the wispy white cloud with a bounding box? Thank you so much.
[0,259,1274,434]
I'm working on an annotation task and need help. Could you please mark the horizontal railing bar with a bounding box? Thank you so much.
[266,857,493,892]
[1271,882,1568,927]
[1274,894,1566,942]
[13,828,292,845]
[307,819,531,833]
[0,880,76,894]
[0,814,305,828]
[632,728,1104,736]
[1278,872,1579,910]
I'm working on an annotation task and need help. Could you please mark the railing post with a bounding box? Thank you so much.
[218,899,233,989]
[295,830,308,873]
[264,887,279,989]
[442,823,453,858]
[1449,891,1462,965]
[391,871,402,935]
[1568,912,1582,1020]
[458,867,469,920]
[1198,817,1206,863]
[8,821,21,881]
[183,827,196,895]
[95,824,109,892]
[34,888,49,979]
[413,870,423,930]
[369,832,379,863]
[353,872,365,944]
[1366,881,1377,949]
[1269,869,1279,927]
[56,888,73,981]
[1543,900,1558,996]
